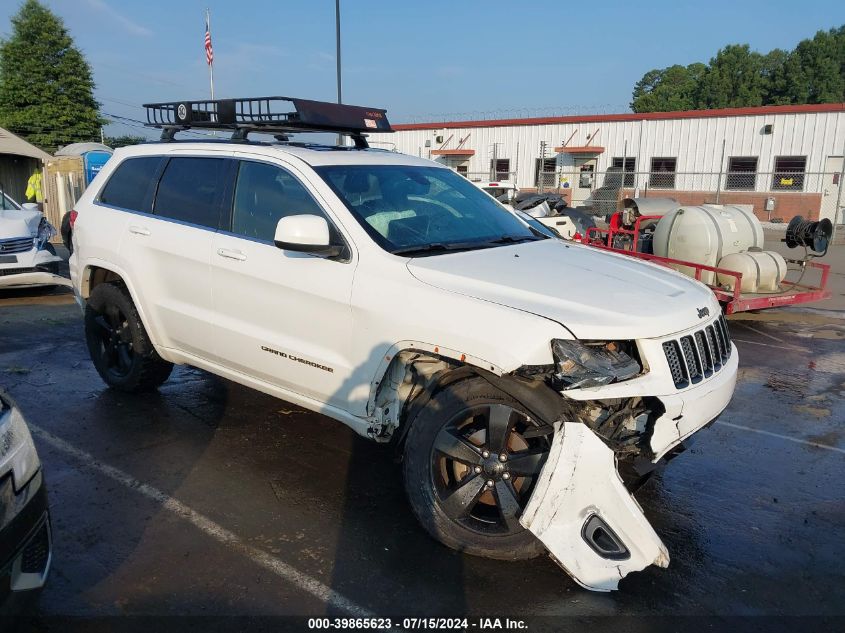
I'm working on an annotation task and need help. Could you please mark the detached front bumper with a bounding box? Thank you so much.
[521,343,738,591]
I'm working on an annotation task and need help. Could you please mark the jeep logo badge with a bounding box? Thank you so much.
[697,306,710,319]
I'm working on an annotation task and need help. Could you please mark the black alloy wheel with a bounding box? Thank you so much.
[84,283,173,392]
[90,303,134,380]
[431,402,550,536]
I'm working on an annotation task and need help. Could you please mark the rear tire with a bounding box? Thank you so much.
[85,283,173,392]
[403,377,550,560]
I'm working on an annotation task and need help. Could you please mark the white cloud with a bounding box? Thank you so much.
[85,0,153,37]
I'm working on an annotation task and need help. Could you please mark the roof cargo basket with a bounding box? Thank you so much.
[143,96,393,147]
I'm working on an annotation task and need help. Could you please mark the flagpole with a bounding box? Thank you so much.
[206,8,215,102]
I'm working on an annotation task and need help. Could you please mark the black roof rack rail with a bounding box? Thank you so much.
[142,96,393,147]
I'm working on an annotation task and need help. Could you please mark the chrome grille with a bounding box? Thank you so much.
[0,267,38,276]
[664,315,732,389]
[0,236,34,254]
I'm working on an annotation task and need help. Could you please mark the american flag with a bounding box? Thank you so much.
[204,16,214,66]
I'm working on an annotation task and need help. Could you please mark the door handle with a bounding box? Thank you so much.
[128,225,150,236]
[217,248,247,261]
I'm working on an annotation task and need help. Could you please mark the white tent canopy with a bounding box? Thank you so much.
[55,142,112,156]
[0,126,52,161]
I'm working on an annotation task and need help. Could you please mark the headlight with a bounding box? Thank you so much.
[0,395,41,492]
[36,218,56,250]
[552,339,641,389]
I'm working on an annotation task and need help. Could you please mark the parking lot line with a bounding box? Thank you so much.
[730,337,806,352]
[715,421,845,454]
[28,423,375,618]
[733,321,788,343]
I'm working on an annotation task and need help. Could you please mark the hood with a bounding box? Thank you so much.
[406,239,719,340]
[0,208,42,239]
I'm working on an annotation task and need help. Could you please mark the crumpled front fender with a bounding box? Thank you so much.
[520,422,669,591]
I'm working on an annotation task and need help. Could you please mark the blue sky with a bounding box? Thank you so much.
[1,0,842,138]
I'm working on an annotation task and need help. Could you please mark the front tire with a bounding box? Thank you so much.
[84,283,173,392]
[403,377,551,560]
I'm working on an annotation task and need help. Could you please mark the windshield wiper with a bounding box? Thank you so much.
[392,241,496,256]
[485,235,544,245]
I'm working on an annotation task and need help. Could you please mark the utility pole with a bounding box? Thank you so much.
[335,0,343,146]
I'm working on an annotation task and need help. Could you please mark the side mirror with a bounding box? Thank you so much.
[274,215,342,257]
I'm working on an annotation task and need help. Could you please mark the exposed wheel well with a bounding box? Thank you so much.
[82,265,125,299]
[372,350,571,453]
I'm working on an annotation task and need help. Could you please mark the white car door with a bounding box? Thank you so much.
[209,157,356,406]
[117,155,232,359]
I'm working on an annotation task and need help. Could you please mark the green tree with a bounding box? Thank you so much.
[630,63,707,113]
[103,134,147,149]
[700,44,765,108]
[0,0,103,152]
[794,26,845,103]
[630,24,844,112]
[763,49,808,105]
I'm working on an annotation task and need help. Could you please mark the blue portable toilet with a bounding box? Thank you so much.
[83,151,112,184]
[55,142,114,185]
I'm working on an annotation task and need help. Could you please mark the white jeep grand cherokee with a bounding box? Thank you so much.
[69,100,737,591]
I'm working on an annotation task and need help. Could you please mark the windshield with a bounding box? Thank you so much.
[316,165,542,255]
[1,192,21,210]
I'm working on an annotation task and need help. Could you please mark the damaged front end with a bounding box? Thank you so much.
[379,329,734,592]
[0,211,68,289]
[506,333,735,591]
[505,365,674,591]
[520,421,669,592]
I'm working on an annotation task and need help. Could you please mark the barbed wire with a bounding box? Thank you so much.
[398,104,632,124]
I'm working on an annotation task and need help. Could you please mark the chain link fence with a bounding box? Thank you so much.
[531,168,843,223]
[462,170,518,183]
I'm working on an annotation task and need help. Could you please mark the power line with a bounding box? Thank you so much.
[101,111,217,138]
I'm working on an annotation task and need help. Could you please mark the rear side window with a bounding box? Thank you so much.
[153,157,230,229]
[99,156,163,211]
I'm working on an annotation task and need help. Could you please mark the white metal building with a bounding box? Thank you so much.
[367,103,845,224]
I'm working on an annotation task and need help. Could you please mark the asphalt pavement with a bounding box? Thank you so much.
[0,245,842,631]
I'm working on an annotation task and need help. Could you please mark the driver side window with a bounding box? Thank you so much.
[231,161,329,242]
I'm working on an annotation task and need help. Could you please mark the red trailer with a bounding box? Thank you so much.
[579,213,831,315]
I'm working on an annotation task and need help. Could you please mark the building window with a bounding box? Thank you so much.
[534,158,557,186]
[455,164,468,177]
[490,158,510,181]
[771,156,806,191]
[649,157,677,189]
[725,157,758,190]
[611,157,636,187]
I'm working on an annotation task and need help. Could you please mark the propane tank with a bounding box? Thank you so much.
[653,204,764,284]
[717,249,787,293]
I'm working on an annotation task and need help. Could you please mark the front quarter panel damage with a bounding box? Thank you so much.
[520,421,669,591]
